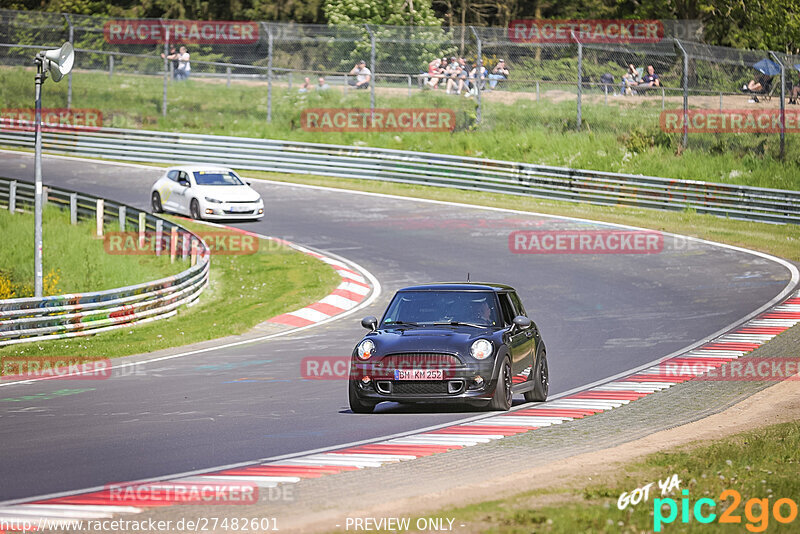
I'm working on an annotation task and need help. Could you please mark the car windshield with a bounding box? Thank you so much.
[382,290,500,328]
[193,171,244,186]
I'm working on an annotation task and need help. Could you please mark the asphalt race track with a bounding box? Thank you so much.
[0,151,795,502]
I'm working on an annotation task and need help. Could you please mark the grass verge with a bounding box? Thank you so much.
[0,216,341,361]
[0,67,797,190]
[0,206,181,297]
[406,421,800,533]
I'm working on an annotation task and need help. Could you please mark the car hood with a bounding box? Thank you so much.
[368,326,497,355]
[194,185,261,202]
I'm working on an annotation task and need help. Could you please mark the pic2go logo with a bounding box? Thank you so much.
[654,489,799,532]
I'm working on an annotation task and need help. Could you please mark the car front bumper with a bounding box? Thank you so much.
[201,202,264,219]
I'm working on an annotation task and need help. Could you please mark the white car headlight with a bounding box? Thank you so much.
[357,339,375,360]
[205,197,222,203]
[470,339,493,360]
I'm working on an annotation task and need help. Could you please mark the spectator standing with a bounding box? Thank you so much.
[789,70,800,104]
[348,60,371,89]
[488,59,508,89]
[317,77,330,91]
[162,46,190,80]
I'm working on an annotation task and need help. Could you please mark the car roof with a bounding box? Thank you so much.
[166,165,235,173]
[396,283,516,292]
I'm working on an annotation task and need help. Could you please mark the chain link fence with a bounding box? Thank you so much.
[0,9,796,162]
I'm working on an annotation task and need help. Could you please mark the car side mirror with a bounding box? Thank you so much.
[361,316,378,331]
[178,179,190,187]
[246,181,252,186]
[511,315,531,332]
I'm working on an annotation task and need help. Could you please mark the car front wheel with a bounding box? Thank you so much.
[489,357,512,411]
[348,380,376,414]
[151,191,163,213]
[525,347,549,402]
[190,198,202,220]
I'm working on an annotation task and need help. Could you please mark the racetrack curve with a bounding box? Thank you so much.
[0,151,795,502]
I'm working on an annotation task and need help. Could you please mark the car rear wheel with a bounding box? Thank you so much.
[525,347,549,402]
[348,380,376,414]
[489,357,512,411]
[190,199,202,220]
[151,191,163,213]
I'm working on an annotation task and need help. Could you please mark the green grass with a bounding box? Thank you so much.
[1,66,798,191]
[0,206,182,297]
[0,215,341,361]
[400,421,800,533]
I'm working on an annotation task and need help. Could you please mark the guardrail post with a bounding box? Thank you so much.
[95,198,104,237]
[181,231,190,260]
[109,55,114,79]
[118,205,126,231]
[191,238,198,266]
[536,81,540,101]
[138,212,146,248]
[226,66,231,87]
[170,226,178,263]
[604,84,608,105]
[288,72,292,90]
[9,180,16,214]
[344,74,348,94]
[43,186,48,206]
[70,193,77,224]
[407,74,412,98]
[155,219,163,256]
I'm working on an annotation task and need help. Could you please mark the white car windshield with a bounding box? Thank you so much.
[193,171,244,186]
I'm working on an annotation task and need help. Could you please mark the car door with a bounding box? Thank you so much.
[498,292,530,376]
[509,291,537,373]
[174,170,193,214]
[157,170,179,211]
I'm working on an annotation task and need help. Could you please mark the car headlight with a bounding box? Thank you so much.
[205,197,222,203]
[470,339,493,360]
[357,339,375,360]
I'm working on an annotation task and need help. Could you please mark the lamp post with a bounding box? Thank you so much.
[33,42,74,297]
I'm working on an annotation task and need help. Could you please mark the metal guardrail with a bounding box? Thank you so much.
[0,177,211,346]
[0,123,798,224]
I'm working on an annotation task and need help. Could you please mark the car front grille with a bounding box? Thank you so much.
[391,381,450,395]
[223,209,255,214]
[376,353,463,370]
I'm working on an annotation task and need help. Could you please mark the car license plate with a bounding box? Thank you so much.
[394,369,443,380]
[229,206,251,213]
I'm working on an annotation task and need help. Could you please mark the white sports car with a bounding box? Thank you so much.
[150,165,264,220]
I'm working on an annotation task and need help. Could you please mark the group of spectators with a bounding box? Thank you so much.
[620,64,660,95]
[425,57,508,95]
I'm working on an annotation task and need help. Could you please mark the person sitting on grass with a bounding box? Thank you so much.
[621,64,642,95]
[488,59,509,89]
[348,60,371,89]
[467,61,488,96]
[640,65,660,89]
[444,57,462,94]
[426,58,443,89]
[790,71,800,105]
[299,77,312,93]
[316,77,330,91]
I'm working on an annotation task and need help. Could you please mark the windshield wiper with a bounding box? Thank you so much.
[385,321,419,327]
[431,321,487,329]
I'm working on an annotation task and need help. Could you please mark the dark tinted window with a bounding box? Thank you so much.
[509,291,526,316]
[167,170,178,181]
[497,293,516,326]
[193,171,244,186]
[382,291,500,327]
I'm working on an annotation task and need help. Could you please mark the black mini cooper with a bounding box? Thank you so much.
[348,283,548,413]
